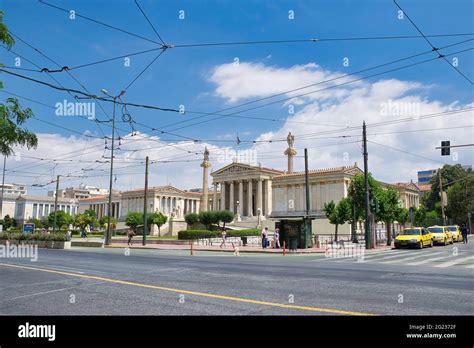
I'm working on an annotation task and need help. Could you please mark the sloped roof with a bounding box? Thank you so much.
[274,164,362,179]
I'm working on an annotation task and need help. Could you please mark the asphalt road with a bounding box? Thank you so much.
[0,241,472,315]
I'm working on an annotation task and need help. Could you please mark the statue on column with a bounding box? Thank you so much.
[284,132,297,173]
[201,147,211,212]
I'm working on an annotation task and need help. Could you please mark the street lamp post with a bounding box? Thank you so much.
[102,89,126,246]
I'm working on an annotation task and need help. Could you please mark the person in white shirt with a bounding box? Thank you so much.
[273,228,280,248]
[220,230,227,248]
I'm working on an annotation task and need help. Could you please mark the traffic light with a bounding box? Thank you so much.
[441,141,450,156]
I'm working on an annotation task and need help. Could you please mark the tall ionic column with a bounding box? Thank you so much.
[200,147,211,212]
[213,183,218,210]
[257,178,263,217]
[221,182,226,210]
[247,180,253,217]
[238,180,243,216]
[229,181,235,213]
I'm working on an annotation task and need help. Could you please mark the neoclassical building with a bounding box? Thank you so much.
[210,163,284,220]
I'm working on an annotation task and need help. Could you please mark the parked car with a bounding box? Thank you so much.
[446,225,462,242]
[394,227,433,249]
[427,226,453,245]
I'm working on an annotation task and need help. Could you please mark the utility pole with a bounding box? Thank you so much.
[304,148,311,248]
[53,175,60,233]
[0,155,6,220]
[143,156,149,246]
[351,184,357,243]
[102,89,126,246]
[438,170,446,225]
[362,121,371,249]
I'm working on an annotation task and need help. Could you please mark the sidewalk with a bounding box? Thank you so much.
[107,240,393,254]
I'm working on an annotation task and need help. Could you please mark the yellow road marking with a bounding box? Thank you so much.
[0,262,375,316]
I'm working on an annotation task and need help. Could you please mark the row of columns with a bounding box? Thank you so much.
[90,202,119,220]
[213,179,270,217]
[124,195,200,217]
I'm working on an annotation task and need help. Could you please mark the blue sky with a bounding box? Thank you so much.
[1,0,473,192]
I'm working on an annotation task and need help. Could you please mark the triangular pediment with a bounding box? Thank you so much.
[155,185,186,195]
[211,162,283,177]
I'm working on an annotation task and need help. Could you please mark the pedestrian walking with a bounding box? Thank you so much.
[461,224,468,244]
[220,229,227,248]
[261,226,269,249]
[127,228,136,246]
[273,228,280,249]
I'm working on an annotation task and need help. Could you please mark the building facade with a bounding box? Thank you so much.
[210,163,284,221]
[14,195,79,225]
[0,183,27,196]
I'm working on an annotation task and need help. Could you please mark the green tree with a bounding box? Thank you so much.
[2,214,15,229]
[184,213,199,228]
[48,210,73,230]
[446,175,474,225]
[26,217,42,229]
[125,212,143,233]
[422,164,469,211]
[348,173,383,223]
[414,205,427,226]
[378,188,401,245]
[324,198,351,241]
[0,11,38,156]
[396,208,409,229]
[147,212,168,237]
[99,216,117,231]
[217,210,234,230]
[74,213,94,236]
[198,211,213,230]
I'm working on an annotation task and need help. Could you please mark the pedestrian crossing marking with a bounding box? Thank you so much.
[407,254,452,265]
[433,256,474,268]
[379,252,445,264]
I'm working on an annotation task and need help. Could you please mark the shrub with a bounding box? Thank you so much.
[226,228,260,238]
[198,211,214,230]
[184,213,199,227]
[0,232,70,242]
[178,230,221,240]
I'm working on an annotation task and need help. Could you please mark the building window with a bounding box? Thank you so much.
[45,204,50,216]
[32,203,38,219]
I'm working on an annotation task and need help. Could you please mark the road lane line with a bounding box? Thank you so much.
[0,262,375,316]
[434,256,474,268]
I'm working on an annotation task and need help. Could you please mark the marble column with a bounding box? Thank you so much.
[265,179,272,216]
[213,183,218,210]
[257,178,263,217]
[238,180,243,217]
[247,180,253,217]
[200,147,210,212]
[221,182,226,210]
[229,181,235,213]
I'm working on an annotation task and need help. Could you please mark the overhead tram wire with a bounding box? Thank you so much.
[154,38,474,131]
[3,87,473,155]
[165,47,474,133]
[2,39,470,135]
[122,49,167,91]
[134,0,166,45]
[393,0,474,85]
[35,0,474,52]
[368,140,450,166]
[8,31,115,138]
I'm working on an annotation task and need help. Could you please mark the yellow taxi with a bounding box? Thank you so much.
[394,227,433,249]
[427,226,453,245]
[446,225,462,242]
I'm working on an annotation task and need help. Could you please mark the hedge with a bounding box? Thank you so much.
[226,228,260,238]
[178,230,221,240]
[0,232,70,242]
[178,228,261,240]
